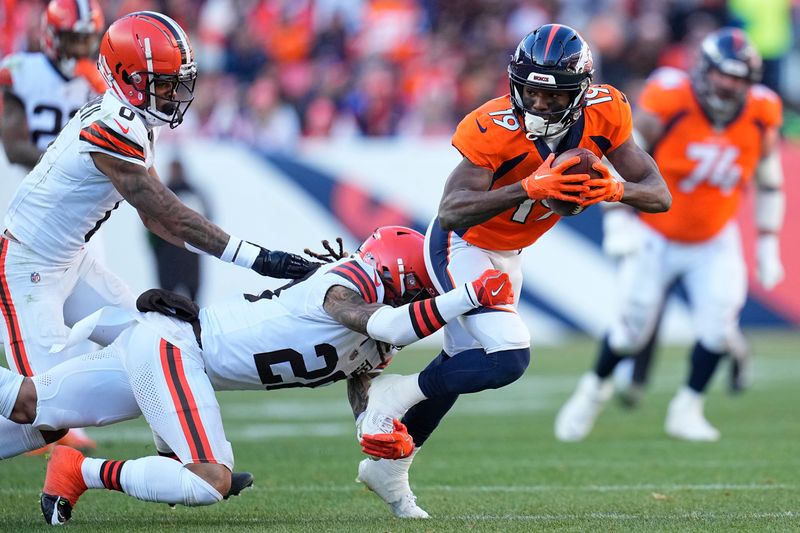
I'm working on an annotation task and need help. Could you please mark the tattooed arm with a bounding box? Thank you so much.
[323,270,502,347]
[322,285,386,334]
[93,152,230,256]
[346,372,372,420]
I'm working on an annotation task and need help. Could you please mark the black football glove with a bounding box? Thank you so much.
[251,246,318,279]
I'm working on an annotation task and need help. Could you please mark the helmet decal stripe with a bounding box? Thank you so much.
[543,24,562,58]
[137,11,192,65]
[75,0,89,23]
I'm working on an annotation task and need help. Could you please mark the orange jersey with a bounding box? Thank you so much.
[452,84,632,250]
[638,68,782,242]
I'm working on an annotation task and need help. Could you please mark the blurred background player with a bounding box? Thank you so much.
[0,11,314,457]
[555,28,784,443]
[148,157,211,301]
[0,0,106,170]
[355,24,671,519]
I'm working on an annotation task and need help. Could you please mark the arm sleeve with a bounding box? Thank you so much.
[366,283,479,346]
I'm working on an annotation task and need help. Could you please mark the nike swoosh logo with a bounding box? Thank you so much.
[534,173,553,180]
[113,119,130,134]
[490,282,506,297]
[475,117,487,133]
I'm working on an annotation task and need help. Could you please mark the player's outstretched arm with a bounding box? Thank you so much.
[324,269,513,346]
[94,152,314,278]
[604,136,671,213]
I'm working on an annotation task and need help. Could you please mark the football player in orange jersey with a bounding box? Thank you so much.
[556,28,784,443]
[355,24,670,519]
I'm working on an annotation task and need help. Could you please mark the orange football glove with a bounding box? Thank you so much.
[581,161,624,206]
[520,153,589,203]
[360,419,415,459]
[471,269,513,307]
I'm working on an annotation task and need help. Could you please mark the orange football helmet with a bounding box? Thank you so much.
[358,226,437,307]
[42,0,104,78]
[98,11,197,128]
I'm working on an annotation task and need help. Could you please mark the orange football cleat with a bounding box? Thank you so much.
[40,446,88,525]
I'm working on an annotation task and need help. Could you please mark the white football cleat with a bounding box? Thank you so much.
[356,452,429,519]
[665,387,720,442]
[555,372,613,442]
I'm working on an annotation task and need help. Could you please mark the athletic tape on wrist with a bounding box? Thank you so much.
[221,237,260,268]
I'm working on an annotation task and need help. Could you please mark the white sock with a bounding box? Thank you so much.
[0,417,46,459]
[82,456,223,506]
[394,373,427,413]
[0,366,23,419]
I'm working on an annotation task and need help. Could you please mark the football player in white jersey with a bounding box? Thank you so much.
[0,0,107,452]
[0,0,107,168]
[0,226,513,525]
[0,12,314,452]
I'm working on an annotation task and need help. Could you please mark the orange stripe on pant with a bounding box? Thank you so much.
[0,239,32,376]
[159,339,217,463]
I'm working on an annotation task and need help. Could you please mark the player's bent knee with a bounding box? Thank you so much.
[608,325,652,355]
[41,429,68,444]
[697,332,730,354]
[9,378,37,424]
[488,348,530,389]
[184,463,230,504]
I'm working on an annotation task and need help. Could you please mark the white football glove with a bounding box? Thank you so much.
[602,207,640,259]
[756,234,784,290]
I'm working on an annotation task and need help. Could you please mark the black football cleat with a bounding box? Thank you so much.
[225,471,254,499]
[41,493,73,526]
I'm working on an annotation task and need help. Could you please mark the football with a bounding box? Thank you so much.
[544,147,602,217]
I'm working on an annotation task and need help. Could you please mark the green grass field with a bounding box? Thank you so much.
[1,332,798,532]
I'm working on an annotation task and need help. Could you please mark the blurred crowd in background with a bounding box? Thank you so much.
[2,0,799,151]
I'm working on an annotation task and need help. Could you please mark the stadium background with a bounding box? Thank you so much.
[4,0,798,344]
[0,2,799,530]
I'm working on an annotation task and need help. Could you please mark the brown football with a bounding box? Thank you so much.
[545,147,602,217]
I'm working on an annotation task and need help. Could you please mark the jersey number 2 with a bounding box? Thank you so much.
[31,105,79,146]
[253,343,346,390]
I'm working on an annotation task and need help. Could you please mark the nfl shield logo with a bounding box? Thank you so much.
[30,272,41,284]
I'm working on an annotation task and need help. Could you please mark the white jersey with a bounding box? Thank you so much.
[0,52,96,150]
[200,257,388,390]
[4,91,159,263]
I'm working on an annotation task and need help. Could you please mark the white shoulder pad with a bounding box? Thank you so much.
[648,67,688,89]
[323,258,385,305]
[77,92,150,167]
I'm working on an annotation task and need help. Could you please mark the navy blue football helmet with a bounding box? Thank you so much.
[508,24,594,139]
[694,27,762,122]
